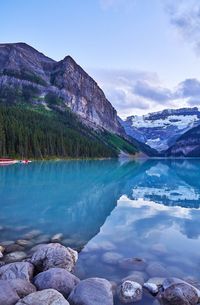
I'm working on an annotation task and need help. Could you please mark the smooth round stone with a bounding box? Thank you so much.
[122,271,147,286]
[0,262,34,281]
[146,262,169,277]
[51,233,63,242]
[158,283,199,305]
[147,277,165,287]
[119,257,146,271]
[30,243,78,272]
[162,278,200,298]
[8,278,36,298]
[23,230,41,240]
[15,289,70,305]
[4,244,25,254]
[0,280,20,305]
[16,240,33,248]
[102,252,123,265]
[33,267,80,298]
[68,277,113,305]
[0,241,15,246]
[33,234,50,244]
[4,251,27,263]
[117,280,142,303]
[143,282,159,295]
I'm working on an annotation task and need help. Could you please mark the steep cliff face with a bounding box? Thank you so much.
[0,43,123,135]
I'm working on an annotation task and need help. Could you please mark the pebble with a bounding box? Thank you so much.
[51,233,63,242]
[119,257,146,271]
[121,271,146,286]
[102,252,123,265]
[117,280,143,303]
[16,240,33,248]
[23,230,41,240]
[4,251,27,263]
[143,282,159,295]
[4,244,25,254]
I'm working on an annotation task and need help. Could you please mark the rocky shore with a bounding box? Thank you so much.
[0,232,200,305]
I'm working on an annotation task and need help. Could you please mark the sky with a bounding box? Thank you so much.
[1,0,200,117]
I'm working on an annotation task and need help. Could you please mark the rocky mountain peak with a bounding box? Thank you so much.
[0,42,124,135]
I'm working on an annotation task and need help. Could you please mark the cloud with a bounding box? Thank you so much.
[89,68,158,116]
[89,68,200,117]
[134,80,172,102]
[165,0,200,53]
[176,78,200,98]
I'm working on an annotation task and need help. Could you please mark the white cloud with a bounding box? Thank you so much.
[165,0,200,54]
[89,68,200,118]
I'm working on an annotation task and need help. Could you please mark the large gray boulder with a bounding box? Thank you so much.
[0,262,34,281]
[9,278,36,298]
[30,243,78,272]
[34,267,80,297]
[16,288,70,305]
[158,282,199,305]
[68,277,113,305]
[0,280,20,305]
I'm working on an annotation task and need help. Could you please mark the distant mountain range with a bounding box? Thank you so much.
[120,107,200,157]
[1,42,200,158]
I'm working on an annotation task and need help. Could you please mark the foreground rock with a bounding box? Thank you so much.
[143,282,159,295]
[30,243,78,272]
[16,289,70,305]
[0,262,34,281]
[117,280,142,303]
[9,279,36,298]
[68,278,113,305]
[4,251,27,263]
[158,282,199,305]
[34,267,80,298]
[0,280,20,305]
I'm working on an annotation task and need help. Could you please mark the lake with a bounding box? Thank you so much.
[0,159,200,304]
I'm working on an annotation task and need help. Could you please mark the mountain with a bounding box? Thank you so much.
[121,107,200,153]
[165,125,200,157]
[0,42,123,134]
[0,42,139,158]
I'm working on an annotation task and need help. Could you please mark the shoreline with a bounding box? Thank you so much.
[0,230,200,305]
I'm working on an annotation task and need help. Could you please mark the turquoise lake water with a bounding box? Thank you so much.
[0,159,200,304]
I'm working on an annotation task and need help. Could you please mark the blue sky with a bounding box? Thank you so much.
[1,0,200,117]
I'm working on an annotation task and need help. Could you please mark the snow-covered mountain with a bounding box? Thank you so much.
[121,107,200,152]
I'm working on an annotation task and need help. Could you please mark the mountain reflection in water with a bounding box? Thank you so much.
[1,159,200,300]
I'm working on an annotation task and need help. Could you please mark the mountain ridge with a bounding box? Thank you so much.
[0,42,124,135]
[0,42,144,158]
[120,107,200,154]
